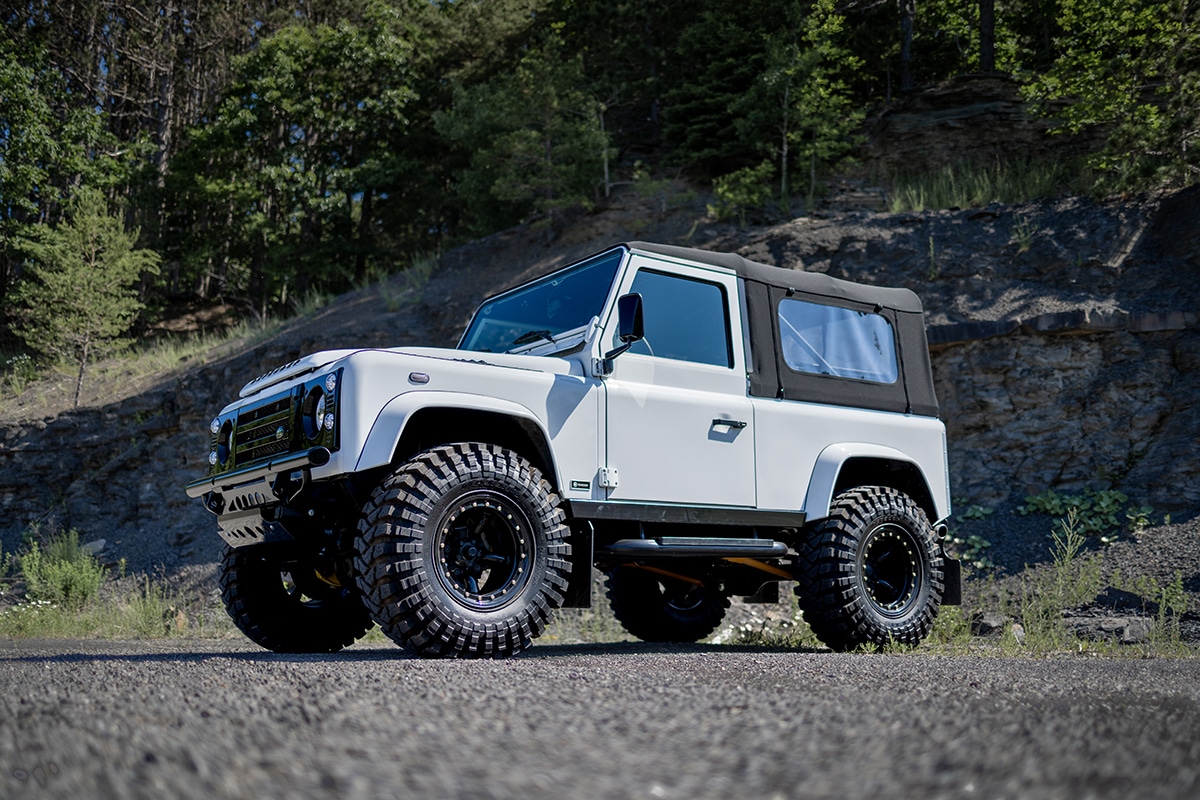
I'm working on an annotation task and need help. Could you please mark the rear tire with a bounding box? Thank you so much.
[794,486,943,651]
[354,443,571,658]
[218,544,373,653]
[606,567,730,643]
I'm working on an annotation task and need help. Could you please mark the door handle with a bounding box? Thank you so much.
[711,418,747,429]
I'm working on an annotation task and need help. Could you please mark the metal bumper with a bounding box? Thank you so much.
[184,446,331,499]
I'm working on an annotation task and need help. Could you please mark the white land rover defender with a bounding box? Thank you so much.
[186,242,960,657]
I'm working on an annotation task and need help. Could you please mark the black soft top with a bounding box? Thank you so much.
[627,242,924,313]
[625,241,939,418]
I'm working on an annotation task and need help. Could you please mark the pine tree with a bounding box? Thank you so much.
[14,189,160,408]
[435,32,609,233]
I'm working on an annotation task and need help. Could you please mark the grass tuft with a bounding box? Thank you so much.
[887,157,1090,212]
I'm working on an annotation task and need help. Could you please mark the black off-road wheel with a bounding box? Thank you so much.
[794,486,943,651]
[605,567,730,643]
[354,443,571,658]
[218,544,373,653]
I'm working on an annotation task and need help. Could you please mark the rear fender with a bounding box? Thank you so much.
[804,443,943,524]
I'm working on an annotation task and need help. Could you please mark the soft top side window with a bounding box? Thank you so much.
[778,298,898,384]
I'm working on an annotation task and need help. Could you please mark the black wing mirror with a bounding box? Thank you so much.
[601,293,644,370]
[615,293,644,344]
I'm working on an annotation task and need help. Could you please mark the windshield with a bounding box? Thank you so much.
[459,250,624,353]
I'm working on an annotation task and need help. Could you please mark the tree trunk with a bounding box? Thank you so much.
[980,0,996,73]
[73,338,89,410]
[780,81,790,214]
[808,151,817,211]
[600,104,610,199]
[355,188,374,283]
[899,0,916,91]
[154,3,178,191]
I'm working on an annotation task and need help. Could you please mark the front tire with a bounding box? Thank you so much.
[794,486,943,651]
[218,544,373,653]
[354,443,571,658]
[605,567,730,642]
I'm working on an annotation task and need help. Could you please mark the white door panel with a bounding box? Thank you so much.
[601,256,756,507]
[605,356,755,505]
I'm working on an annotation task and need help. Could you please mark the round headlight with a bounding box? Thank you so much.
[208,451,218,466]
[314,393,327,428]
[323,412,335,431]
[324,373,338,393]
[302,386,326,440]
[210,418,221,435]
[216,420,234,465]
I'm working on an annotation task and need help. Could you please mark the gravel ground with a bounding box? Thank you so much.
[1,639,1199,800]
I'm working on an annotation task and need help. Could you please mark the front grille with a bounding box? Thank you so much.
[233,396,293,465]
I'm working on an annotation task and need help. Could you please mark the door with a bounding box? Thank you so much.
[602,258,756,506]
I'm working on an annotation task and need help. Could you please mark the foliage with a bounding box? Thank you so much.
[3,0,1197,350]
[708,161,775,228]
[18,527,107,609]
[1024,0,1200,189]
[435,30,608,233]
[374,251,440,312]
[12,188,160,407]
[949,502,997,571]
[0,28,131,315]
[1020,488,1146,543]
[660,0,777,178]
[632,163,691,218]
[785,0,867,207]
[0,575,235,640]
[951,533,997,571]
[168,5,417,313]
[888,157,1085,212]
[1016,509,1106,648]
[3,353,37,397]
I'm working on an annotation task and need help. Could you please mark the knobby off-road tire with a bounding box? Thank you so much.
[795,486,944,651]
[218,544,373,653]
[354,443,572,658]
[605,567,730,643]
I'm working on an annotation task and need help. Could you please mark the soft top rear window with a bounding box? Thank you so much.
[778,298,898,384]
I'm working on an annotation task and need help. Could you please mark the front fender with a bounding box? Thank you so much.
[355,391,552,473]
[803,443,933,522]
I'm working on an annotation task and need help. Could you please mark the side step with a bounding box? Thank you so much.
[599,537,789,559]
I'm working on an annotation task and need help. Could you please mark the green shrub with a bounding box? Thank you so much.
[1020,488,1144,543]
[19,528,107,608]
[708,160,774,228]
[4,353,37,396]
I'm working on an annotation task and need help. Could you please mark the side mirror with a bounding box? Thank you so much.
[600,293,644,373]
[615,293,644,344]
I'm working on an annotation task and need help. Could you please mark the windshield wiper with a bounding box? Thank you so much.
[510,329,555,347]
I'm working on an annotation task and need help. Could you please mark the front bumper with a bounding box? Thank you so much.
[185,447,332,548]
[184,446,332,499]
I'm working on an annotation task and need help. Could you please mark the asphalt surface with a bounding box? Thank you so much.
[1,639,1198,800]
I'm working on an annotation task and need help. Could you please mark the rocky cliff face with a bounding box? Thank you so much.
[1,184,1198,575]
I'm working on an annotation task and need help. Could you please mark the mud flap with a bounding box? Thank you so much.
[562,522,594,608]
[941,553,962,606]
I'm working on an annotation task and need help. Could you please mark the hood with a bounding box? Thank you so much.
[239,349,362,397]
[239,346,581,398]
